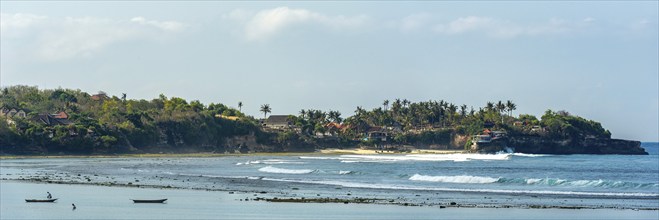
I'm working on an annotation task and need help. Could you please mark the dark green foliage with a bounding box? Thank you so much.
[0,85,622,155]
[540,110,611,139]
[0,85,261,155]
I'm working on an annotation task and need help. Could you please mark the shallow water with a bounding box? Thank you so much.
[1,143,658,214]
[1,181,657,219]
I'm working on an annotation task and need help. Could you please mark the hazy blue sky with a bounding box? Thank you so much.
[1,1,657,141]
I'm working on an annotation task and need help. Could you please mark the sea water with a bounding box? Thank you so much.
[1,143,658,211]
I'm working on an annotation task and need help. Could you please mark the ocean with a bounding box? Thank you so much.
[1,143,657,218]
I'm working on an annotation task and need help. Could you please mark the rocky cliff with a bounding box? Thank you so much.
[506,135,647,155]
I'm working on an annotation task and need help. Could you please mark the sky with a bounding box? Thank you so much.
[0,1,657,142]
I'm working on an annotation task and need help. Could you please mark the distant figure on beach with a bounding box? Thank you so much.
[47,192,52,199]
[72,203,76,210]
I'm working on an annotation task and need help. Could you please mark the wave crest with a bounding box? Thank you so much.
[258,166,315,174]
[237,159,305,165]
[410,174,500,184]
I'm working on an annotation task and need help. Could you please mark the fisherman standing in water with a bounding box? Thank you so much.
[47,192,52,199]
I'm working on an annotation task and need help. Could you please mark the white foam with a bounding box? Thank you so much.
[299,156,342,160]
[258,166,315,174]
[339,170,353,175]
[526,178,542,184]
[511,153,549,157]
[410,174,500,184]
[258,177,659,198]
[301,154,511,163]
[339,154,510,163]
[237,160,305,166]
[569,179,607,187]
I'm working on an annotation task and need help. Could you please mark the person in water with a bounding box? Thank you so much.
[47,192,52,199]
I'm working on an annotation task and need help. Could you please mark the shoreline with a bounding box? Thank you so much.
[0,148,467,159]
[2,151,657,218]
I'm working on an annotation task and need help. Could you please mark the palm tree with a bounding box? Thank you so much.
[383,100,389,111]
[485,102,495,112]
[496,101,506,114]
[328,110,342,123]
[238,101,243,112]
[299,109,306,119]
[506,100,516,117]
[496,101,506,124]
[355,106,366,116]
[459,104,467,118]
[260,104,271,119]
[403,99,410,108]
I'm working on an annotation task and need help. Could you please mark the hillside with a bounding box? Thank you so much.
[0,85,646,155]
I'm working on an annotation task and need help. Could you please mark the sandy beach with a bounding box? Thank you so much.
[0,148,467,160]
[2,181,657,220]
[319,148,465,155]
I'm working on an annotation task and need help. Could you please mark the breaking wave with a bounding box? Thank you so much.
[510,153,550,157]
[258,177,659,198]
[301,154,511,163]
[236,159,305,166]
[410,174,499,184]
[502,178,659,189]
[258,166,316,174]
[408,174,657,189]
[339,170,355,175]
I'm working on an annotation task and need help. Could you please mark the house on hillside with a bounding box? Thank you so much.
[32,113,73,126]
[262,115,292,130]
[385,121,403,133]
[473,129,506,144]
[322,122,345,137]
[51,111,69,119]
[2,108,28,125]
[90,93,109,101]
[365,126,389,142]
[1,108,27,118]
[472,135,492,143]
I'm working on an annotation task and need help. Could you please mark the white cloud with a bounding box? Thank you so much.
[433,16,588,38]
[130,16,186,32]
[228,7,369,41]
[1,13,187,61]
[398,13,432,32]
[0,13,47,36]
[0,13,46,29]
[629,19,651,30]
[439,16,496,34]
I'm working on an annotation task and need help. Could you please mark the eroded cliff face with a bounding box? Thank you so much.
[507,136,647,155]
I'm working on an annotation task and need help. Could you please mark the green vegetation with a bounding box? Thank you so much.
[0,85,619,155]
[539,110,611,139]
[0,85,262,154]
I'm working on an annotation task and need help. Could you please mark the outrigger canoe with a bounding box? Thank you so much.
[25,199,58,202]
[131,199,167,203]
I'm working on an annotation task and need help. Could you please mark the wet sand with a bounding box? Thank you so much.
[2,181,657,219]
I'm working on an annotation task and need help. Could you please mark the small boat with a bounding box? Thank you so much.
[131,199,167,203]
[25,198,58,202]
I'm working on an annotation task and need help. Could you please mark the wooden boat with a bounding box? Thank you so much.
[131,199,167,203]
[25,198,58,202]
